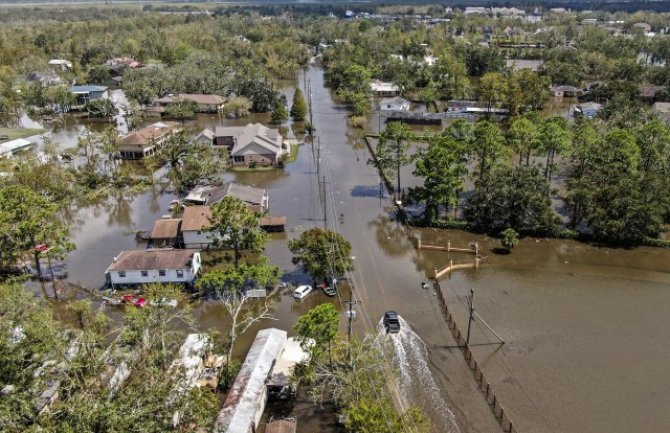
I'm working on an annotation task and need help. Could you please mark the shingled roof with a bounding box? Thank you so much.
[106,249,197,272]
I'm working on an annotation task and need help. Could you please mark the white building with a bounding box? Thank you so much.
[105,249,201,287]
[370,80,399,97]
[0,138,34,158]
[379,97,411,112]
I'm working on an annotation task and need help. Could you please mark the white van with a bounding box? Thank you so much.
[293,285,313,300]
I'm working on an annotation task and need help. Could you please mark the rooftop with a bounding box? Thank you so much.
[121,121,180,148]
[370,80,399,93]
[69,85,108,94]
[157,94,227,105]
[150,218,181,240]
[214,328,288,433]
[0,138,33,156]
[181,205,212,232]
[505,59,544,71]
[214,123,282,156]
[105,249,198,272]
[185,182,267,207]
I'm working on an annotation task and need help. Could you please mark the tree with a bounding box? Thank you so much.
[270,98,288,123]
[464,165,558,234]
[471,120,509,180]
[540,117,572,180]
[508,116,541,166]
[294,303,339,367]
[500,228,519,251]
[413,135,467,221]
[288,227,353,286]
[204,196,267,268]
[0,185,74,277]
[478,72,507,113]
[290,88,307,121]
[164,100,197,120]
[373,122,413,196]
[85,98,118,119]
[196,257,280,363]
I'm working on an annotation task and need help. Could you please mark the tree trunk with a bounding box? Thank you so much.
[33,250,42,278]
[233,241,240,268]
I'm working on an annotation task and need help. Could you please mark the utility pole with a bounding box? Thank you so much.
[465,288,474,346]
[308,79,313,137]
[316,136,321,177]
[321,175,327,230]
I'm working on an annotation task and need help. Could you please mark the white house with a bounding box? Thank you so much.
[370,80,399,97]
[181,206,216,248]
[379,97,411,112]
[105,249,201,287]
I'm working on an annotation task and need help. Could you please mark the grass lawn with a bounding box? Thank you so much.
[0,127,45,142]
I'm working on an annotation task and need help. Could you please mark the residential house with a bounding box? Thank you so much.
[379,97,411,112]
[464,6,486,15]
[551,85,582,98]
[505,59,544,71]
[118,121,181,160]
[48,59,73,70]
[194,128,215,145]
[150,218,182,247]
[639,85,663,102]
[632,22,652,34]
[184,182,269,211]
[181,206,214,249]
[370,80,399,97]
[69,85,109,106]
[213,123,286,167]
[26,71,63,87]
[156,94,226,113]
[105,249,201,287]
[574,102,602,119]
[0,138,34,158]
[652,102,670,124]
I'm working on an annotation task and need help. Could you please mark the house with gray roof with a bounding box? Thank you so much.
[213,123,286,167]
[69,85,109,106]
[379,96,410,112]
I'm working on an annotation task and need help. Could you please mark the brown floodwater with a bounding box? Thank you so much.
[35,68,670,433]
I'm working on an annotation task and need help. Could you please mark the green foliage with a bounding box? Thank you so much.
[290,88,307,121]
[195,256,280,297]
[464,165,559,234]
[163,99,197,119]
[500,228,520,251]
[288,227,353,284]
[372,122,414,194]
[205,196,267,267]
[270,98,289,124]
[84,98,117,119]
[294,303,339,360]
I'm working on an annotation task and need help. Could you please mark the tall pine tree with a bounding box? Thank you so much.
[290,88,307,121]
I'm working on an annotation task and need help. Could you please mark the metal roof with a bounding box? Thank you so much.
[105,249,198,272]
[214,328,288,433]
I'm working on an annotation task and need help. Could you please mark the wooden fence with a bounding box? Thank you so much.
[433,281,519,433]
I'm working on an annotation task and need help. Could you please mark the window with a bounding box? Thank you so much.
[159,270,166,277]
[197,230,202,235]
[118,271,126,278]
[233,155,245,162]
[176,270,184,278]
[141,270,148,277]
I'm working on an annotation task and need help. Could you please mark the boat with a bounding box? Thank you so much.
[322,285,336,297]
[149,298,178,308]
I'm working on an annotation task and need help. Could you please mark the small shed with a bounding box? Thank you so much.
[260,215,287,233]
[150,218,181,247]
[0,138,34,158]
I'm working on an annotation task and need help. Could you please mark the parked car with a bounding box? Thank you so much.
[293,285,313,300]
[383,311,401,334]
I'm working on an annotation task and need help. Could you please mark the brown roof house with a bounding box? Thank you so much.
[214,123,286,167]
[105,248,201,288]
[150,218,182,247]
[156,94,226,113]
[119,121,181,160]
[181,206,215,249]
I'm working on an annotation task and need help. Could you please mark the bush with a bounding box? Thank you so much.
[349,116,367,129]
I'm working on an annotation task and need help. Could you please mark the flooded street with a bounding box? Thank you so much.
[47,68,670,433]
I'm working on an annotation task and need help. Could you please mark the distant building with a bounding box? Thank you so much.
[68,85,109,106]
[574,102,602,119]
[370,80,399,97]
[155,94,226,113]
[505,59,544,71]
[446,100,478,112]
[48,59,72,70]
[639,85,663,102]
[118,121,181,160]
[26,71,62,87]
[105,248,201,287]
[379,96,410,112]
[464,6,486,15]
[0,138,34,158]
[551,85,582,98]
[194,128,215,145]
[632,22,652,34]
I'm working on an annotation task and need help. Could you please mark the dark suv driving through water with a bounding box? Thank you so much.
[383,311,400,334]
